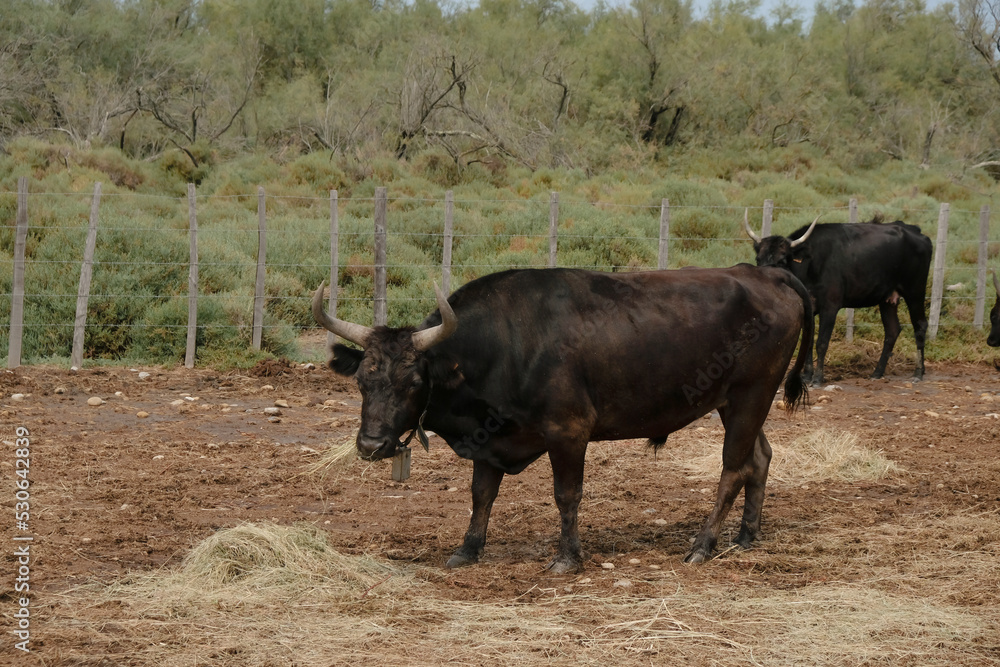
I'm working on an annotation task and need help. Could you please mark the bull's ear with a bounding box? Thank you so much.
[329,344,363,376]
[429,358,465,389]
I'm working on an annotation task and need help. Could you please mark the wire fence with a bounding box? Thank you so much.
[1,177,997,368]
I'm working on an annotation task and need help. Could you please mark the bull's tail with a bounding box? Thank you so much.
[783,274,813,412]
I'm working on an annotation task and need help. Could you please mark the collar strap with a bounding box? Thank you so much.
[402,409,430,452]
[402,379,432,452]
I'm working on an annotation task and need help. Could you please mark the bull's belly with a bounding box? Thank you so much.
[590,407,712,442]
[840,290,899,309]
[588,387,725,441]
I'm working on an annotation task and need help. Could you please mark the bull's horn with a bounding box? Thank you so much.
[412,282,458,351]
[312,282,374,347]
[741,208,762,243]
[789,214,822,248]
[993,269,999,296]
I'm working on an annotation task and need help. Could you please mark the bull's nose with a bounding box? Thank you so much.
[356,433,397,460]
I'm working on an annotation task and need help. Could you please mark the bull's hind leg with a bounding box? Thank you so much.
[735,430,772,549]
[685,403,771,564]
[446,460,504,568]
[872,300,901,379]
[904,293,928,380]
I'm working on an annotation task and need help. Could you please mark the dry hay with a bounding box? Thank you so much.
[769,428,902,484]
[47,521,998,666]
[304,428,360,480]
[666,427,900,486]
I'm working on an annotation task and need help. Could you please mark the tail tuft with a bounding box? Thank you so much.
[646,436,667,451]
[783,371,809,413]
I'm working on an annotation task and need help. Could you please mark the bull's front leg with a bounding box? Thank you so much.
[446,459,504,568]
[547,443,588,574]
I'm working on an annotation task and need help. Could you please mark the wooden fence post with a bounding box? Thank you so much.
[327,190,340,348]
[374,187,387,326]
[442,190,454,294]
[657,199,670,270]
[761,199,774,238]
[8,177,29,368]
[185,184,198,368]
[252,186,267,350]
[71,182,102,369]
[974,205,991,328]
[928,203,949,340]
[845,198,859,342]
[549,192,559,268]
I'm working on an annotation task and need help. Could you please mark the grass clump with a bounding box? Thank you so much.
[770,428,902,484]
[668,427,900,486]
[175,522,400,592]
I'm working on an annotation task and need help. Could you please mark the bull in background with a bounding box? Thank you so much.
[743,212,932,386]
[314,266,812,572]
[988,270,1000,348]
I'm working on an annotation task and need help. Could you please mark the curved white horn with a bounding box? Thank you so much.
[789,214,822,248]
[412,282,458,351]
[312,282,374,347]
[741,208,762,243]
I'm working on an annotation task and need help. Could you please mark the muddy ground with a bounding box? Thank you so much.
[2,352,1000,664]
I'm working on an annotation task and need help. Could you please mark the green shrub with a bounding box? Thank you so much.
[3,139,996,368]
[412,149,462,188]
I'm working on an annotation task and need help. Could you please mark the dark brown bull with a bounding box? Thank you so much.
[314,266,812,572]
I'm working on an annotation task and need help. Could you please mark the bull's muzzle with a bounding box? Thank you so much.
[356,432,400,461]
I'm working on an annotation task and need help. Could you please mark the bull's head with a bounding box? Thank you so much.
[312,282,458,460]
[742,210,821,268]
[989,270,1000,348]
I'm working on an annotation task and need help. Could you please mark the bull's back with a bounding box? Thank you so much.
[799,223,931,307]
[586,267,805,436]
[438,267,804,439]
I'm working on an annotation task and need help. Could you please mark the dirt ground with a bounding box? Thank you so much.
[2,351,1000,664]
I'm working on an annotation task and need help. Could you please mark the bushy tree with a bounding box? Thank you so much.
[0,0,995,175]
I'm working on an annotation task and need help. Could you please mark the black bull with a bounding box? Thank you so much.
[744,214,932,385]
[989,270,1000,348]
[313,266,813,572]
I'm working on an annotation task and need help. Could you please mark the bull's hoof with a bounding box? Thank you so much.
[868,372,885,380]
[546,555,583,574]
[683,550,710,564]
[445,550,479,569]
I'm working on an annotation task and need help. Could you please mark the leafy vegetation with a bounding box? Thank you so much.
[4,0,1000,173]
[1,0,998,367]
